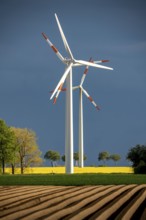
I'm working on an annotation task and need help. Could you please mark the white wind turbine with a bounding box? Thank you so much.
[52,57,109,168]
[42,13,113,174]
[73,58,109,168]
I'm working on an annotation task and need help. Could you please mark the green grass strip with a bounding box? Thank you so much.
[0,174,146,186]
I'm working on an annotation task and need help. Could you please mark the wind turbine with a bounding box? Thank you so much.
[51,58,109,168]
[73,58,105,168]
[42,13,113,174]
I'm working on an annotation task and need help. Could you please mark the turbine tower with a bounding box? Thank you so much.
[42,13,113,174]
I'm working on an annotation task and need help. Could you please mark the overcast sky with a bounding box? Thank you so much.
[0,0,146,166]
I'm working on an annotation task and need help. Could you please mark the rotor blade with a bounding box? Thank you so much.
[61,88,67,91]
[75,59,113,70]
[53,82,65,104]
[55,13,74,59]
[42,32,65,62]
[50,63,73,100]
[94,60,109,64]
[51,86,66,103]
[82,87,100,110]
[80,57,92,85]
[49,88,66,94]
[80,59,110,85]
[53,83,66,104]
[73,60,109,66]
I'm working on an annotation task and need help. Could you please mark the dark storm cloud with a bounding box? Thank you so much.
[0,0,146,166]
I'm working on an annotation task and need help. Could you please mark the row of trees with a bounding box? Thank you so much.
[1,118,146,174]
[44,150,121,167]
[44,151,87,167]
[98,151,121,165]
[44,146,146,173]
[0,119,43,174]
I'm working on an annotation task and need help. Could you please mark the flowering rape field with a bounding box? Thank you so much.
[4,166,133,174]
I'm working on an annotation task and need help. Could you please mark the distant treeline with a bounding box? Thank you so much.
[1,119,146,174]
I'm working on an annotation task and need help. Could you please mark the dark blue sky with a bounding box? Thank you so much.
[0,0,146,166]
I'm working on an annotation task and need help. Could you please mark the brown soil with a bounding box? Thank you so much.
[0,185,146,220]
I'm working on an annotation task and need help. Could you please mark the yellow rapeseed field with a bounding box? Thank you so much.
[5,167,133,174]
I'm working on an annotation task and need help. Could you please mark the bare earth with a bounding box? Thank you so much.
[0,185,146,220]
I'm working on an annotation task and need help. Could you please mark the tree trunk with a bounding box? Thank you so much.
[2,158,5,174]
[11,164,15,174]
[20,157,24,174]
[75,160,78,167]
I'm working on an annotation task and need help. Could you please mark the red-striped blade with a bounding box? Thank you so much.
[82,87,100,111]
[53,97,57,104]
[75,59,113,70]
[101,59,109,63]
[42,32,65,62]
[49,88,66,94]
[94,59,109,64]
[83,57,93,75]
[50,63,72,100]
[80,57,93,86]
[52,83,67,104]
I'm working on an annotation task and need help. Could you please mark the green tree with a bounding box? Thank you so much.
[61,155,65,163]
[98,151,110,165]
[12,127,43,174]
[110,154,121,165]
[127,144,146,167]
[74,152,87,166]
[74,152,79,166]
[9,141,19,174]
[44,150,60,167]
[0,119,16,174]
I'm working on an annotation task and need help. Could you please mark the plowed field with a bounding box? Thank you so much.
[0,185,146,220]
